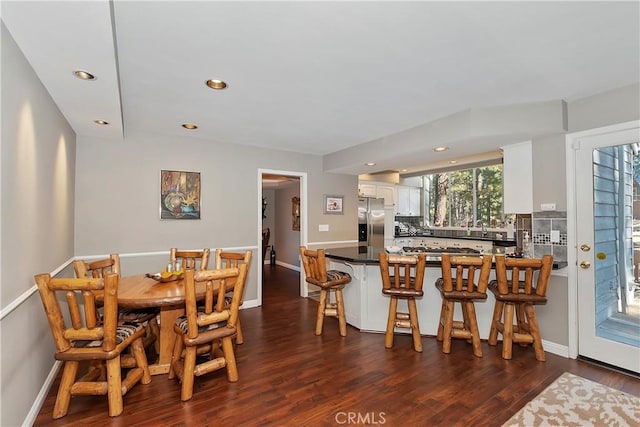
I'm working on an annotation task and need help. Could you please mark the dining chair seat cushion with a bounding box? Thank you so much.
[326,270,351,283]
[488,281,548,304]
[175,314,225,334]
[118,308,158,323]
[73,322,143,348]
[435,278,488,300]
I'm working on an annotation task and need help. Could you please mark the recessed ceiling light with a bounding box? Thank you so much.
[401,169,408,172]
[433,146,449,152]
[73,70,96,80]
[365,162,376,166]
[206,79,228,90]
[93,119,109,125]
[449,160,457,164]
[182,123,198,130]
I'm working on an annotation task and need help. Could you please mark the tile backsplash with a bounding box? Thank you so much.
[532,211,567,263]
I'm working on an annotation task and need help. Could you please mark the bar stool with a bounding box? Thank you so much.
[379,252,426,352]
[299,246,352,336]
[435,254,492,357]
[488,255,553,361]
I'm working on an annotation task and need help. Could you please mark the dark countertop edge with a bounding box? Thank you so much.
[394,233,517,246]
[325,247,568,270]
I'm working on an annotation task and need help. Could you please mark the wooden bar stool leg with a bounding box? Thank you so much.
[441,300,455,354]
[436,299,447,342]
[235,318,244,345]
[335,288,347,337]
[315,289,328,336]
[385,297,398,348]
[525,304,546,361]
[502,303,515,360]
[464,302,482,357]
[221,337,239,382]
[488,301,504,346]
[407,298,422,352]
[181,346,197,401]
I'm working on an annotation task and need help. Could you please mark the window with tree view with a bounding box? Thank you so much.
[423,164,505,228]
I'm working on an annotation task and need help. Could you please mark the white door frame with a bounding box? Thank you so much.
[257,168,308,306]
[566,120,640,368]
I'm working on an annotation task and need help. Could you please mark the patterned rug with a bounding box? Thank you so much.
[503,372,640,427]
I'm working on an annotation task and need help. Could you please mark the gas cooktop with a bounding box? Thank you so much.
[401,246,481,255]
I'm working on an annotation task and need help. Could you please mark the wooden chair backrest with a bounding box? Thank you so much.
[182,265,248,340]
[170,248,210,270]
[440,254,493,293]
[73,254,120,279]
[379,252,426,292]
[214,249,253,270]
[299,246,328,284]
[493,255,554,297]
[34,273,119,353]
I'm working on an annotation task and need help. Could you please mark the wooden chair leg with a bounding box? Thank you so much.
[502,303,515,360]
[336,288,347,337]
[385,297,398,348]
[441,300,455,354]
[148,317,160,354]
[235,317,244,345]
[436,299,447,341]
[407,298,422,352]
[315,289,327,335]
[221,336,239,382]
[488,301,504,346]
[131,338,152,384]
[464,302,482,357]
[53,361,79,419]
[106,357,124,417]
[525,304,546,361]
[168,333,183,380]
[180,346,197,401]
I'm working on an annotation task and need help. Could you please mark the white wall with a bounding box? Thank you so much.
[274,184,301,267]
[0,23,77,426]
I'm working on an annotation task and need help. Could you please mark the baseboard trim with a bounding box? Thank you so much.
[542,339,570,358]
[275,261,300,272]
[23,360,62,427]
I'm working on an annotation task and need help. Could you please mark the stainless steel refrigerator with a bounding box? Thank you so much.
[358,197,385,248]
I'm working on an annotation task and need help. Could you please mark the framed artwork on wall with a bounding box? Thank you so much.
[323,194,344,215]
[160,170,201,219]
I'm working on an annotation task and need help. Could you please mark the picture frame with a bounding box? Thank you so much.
[160,170,201,219]
[323,194,344,215]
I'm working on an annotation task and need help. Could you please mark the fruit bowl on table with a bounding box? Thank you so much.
[146,271,184,283]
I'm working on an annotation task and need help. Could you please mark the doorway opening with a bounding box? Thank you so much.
[258,169,307,307]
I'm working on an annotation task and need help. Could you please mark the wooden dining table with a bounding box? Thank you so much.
[113,274,209,375]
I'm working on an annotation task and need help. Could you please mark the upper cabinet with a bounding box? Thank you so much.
[502,141,533,214]
[396,186,421,216]
[358,181,396,207]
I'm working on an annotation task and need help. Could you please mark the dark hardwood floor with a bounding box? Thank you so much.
[35,265,640,426]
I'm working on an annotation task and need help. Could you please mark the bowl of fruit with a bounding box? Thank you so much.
[146,265,184,283]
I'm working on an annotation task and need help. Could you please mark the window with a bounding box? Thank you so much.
[423,164,504,228]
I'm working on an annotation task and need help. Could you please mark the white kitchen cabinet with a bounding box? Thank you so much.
[502,141,533,214]
[396,186,422,216]
[358,183,377,198]
[447,239,493,252]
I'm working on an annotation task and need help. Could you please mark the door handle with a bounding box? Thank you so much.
[580,261,591,269]
[580,244,591,252]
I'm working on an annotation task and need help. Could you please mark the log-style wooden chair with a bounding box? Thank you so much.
[169,247,210,270]
[435,254,493,357]
[73,254,159,352]
[168,264,248,401]
[214,248,253,344]
[488,255,554,361]
[299,246,352,337]
[379,252,427,352]
[34,273,151,418]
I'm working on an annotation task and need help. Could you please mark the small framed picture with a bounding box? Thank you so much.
[323,195,344,215]
[160,170,201,220]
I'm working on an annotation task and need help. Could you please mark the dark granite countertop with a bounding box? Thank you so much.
[325,246,567,269]
[394,232,517,246]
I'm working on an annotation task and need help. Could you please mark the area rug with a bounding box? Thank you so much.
[503,372,640,427]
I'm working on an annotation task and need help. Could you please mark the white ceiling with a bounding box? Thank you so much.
[2,1,639,175]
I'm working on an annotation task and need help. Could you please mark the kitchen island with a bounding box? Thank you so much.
[324,246,564,340]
